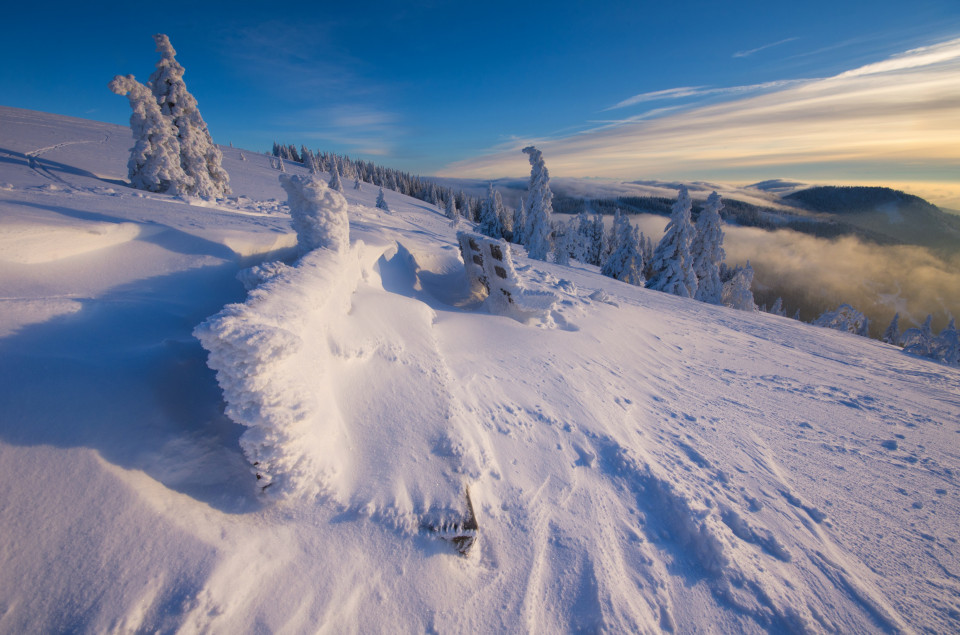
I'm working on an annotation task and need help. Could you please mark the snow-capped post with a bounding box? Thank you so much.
[648,186,698,298]
[148,34,231,199]
[521,146,554,261]
[108,74,190,194]
[376,187,390,212]
[280,174,350,255]
[691,191,726,304]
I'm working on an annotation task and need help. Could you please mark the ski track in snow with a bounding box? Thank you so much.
[1,106,959,633]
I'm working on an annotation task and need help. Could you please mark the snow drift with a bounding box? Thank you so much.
[195,241,483,528]
[2,106,959,633]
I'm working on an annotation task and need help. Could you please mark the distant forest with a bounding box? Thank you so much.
[553,193,900,244]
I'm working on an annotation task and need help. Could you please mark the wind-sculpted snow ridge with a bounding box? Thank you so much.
[194,240,484,531]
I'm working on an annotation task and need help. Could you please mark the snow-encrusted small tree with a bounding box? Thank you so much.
[148,34,231,199]
[721,262,757,311]
[553,220,573,266]
[691,191,725,304]
[882,313,901,345]
[602,216,645,286]
[478,183,505,239]
[648,187,698,298]
[354,176,362,191]
[499,196,514,241]
[108,74,190,194]
[933,319,959,365]
[445,196,460,223]
[512,197,527,245]
[571,211,591,264]
[770,297,786,317]
[280,174,349,255]
[813,304,870,336]
[328,165,344,192]
[376,187,389,211]
[522,146,554,261]
[902,315,935,358]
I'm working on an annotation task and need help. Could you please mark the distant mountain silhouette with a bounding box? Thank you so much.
[785,186,960,252]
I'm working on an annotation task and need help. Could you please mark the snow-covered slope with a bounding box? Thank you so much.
[1,105,958,633]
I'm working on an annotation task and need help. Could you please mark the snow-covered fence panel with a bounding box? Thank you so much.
[456,231,558,320]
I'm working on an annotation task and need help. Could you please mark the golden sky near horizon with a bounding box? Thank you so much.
[440,38,960,210]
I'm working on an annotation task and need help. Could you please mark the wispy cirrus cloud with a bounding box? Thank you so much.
[733,37,799,58]
[439,37,960,208]
[606,79,809,110]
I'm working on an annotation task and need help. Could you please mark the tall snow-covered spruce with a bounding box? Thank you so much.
[280,174,350,255]
[108,74,189,194]
[148,34,231,199]
[112,34,230,199]
[691,191,726,304]
[648,187,698,298]
[522,146,554,261]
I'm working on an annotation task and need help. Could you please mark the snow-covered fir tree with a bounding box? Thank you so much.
[500,195,514,241]
[280,174,349,255]
[552,220,573,266]
[328,165,343,192]
[445,196,460,223]
[882,313,901,345]
[691,191,725,304]
[935,319,959,365]
[601,216,645,286]
[376,187,389,211]
[605,208,622,265]
[587,212,608,266]
[721,262,757,311]
[108,74,189,195]
[512,197,527,245]
[648,187,698,298]
[478,183,505,239]
[770,297,786,317]
[571,211,591,264]
[148,34,230,199]
[353,176,362,191]
[902,315,935,358]
[813,304,870,336]
[522,146,554,261]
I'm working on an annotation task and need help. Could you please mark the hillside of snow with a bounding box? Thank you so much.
[1,105,959,633]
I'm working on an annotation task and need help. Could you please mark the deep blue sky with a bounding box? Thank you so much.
[3,0,959,195]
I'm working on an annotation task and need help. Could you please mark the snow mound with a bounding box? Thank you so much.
[0,219,140,264]
[195,239,483,527]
